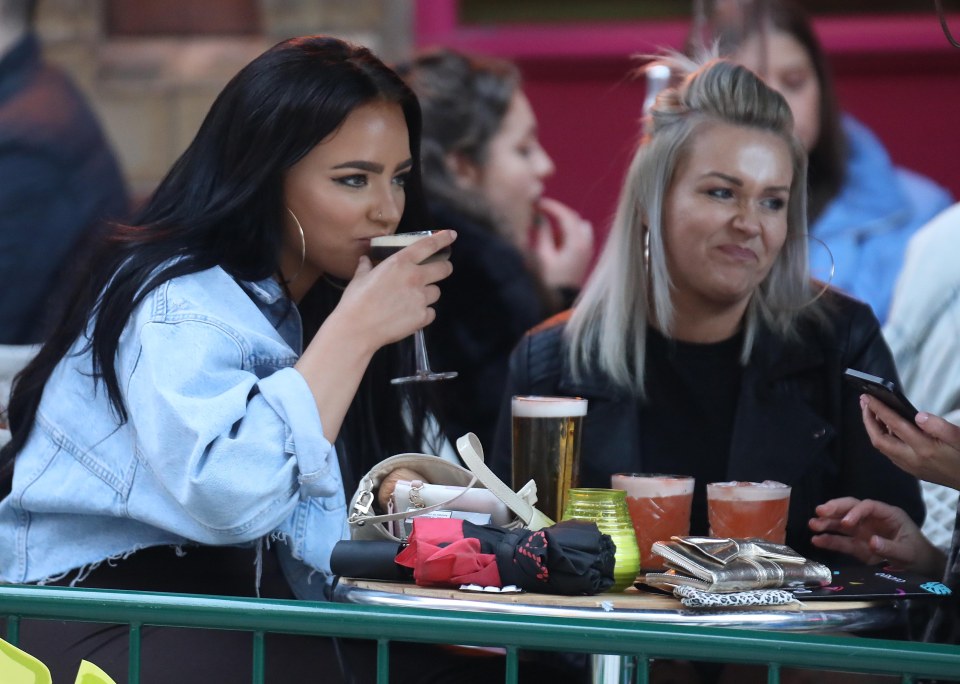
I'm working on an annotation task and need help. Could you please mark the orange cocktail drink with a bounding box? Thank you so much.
[706,481,791,543]
[611,473,694,571]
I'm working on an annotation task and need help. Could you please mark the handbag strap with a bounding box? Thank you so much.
[456,433,554,530]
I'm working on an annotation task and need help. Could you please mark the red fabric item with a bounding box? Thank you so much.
[395,518,503,588]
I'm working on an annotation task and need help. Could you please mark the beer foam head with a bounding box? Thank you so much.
[512,395,588,417]
[611,473,694,498]
[369,231,434,248]
[706,480,791,501]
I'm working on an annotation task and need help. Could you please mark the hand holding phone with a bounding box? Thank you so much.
[842,368,918,421]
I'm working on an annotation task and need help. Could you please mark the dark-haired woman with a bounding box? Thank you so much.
[396,49,594,450]
[0,35,470,683]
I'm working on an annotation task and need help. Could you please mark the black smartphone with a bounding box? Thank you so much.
[843,368,919,421]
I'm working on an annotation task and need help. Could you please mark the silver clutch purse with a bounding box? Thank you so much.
[643,536,832,593]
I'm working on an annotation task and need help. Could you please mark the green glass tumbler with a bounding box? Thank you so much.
[561,488,640,592]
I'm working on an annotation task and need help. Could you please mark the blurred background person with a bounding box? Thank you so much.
[882,202,960,551]
[0,0,129,346]
[713,0,952,324]
[396,48,593,450]
[491,54,924,564]
[0,0,129,444]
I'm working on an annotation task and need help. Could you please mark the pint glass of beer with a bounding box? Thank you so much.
[611,473,694,571]
[511,396,588,522]
[707,480,791,543]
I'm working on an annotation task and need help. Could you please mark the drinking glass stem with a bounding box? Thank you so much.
[413,329,431,373]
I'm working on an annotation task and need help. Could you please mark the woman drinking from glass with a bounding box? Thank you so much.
[0,35,476,683]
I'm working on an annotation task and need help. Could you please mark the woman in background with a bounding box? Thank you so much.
[717,0,952,323]
[397,49,593,450]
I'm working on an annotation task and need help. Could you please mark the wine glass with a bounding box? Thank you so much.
[369,231,458,384]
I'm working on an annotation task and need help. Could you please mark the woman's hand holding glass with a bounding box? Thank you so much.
[295,230,454,443]
[809,497,946,578]
[860,395,960,490]
[366,230,457,383]
[335,230,456,355]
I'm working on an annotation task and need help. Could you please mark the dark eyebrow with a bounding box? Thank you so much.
[332,160,384,173]
[331,158,414,174]
[702,171,790,194]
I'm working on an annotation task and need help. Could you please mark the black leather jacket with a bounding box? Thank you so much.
[491,291,925,561]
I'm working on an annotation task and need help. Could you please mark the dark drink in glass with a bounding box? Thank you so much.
[369,231,451,264]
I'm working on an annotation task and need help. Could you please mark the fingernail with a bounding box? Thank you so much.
[916,412,929,424]
[859,395,868,409]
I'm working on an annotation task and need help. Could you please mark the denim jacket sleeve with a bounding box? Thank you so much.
[125,313,338,543]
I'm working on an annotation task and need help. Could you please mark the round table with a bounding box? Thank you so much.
[334,579,908,683]
[333,578,903,632]
[335,579,913,683]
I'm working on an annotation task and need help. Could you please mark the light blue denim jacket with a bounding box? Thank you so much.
[0,266,348,589]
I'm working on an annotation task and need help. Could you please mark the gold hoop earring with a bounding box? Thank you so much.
[285,208,306,284]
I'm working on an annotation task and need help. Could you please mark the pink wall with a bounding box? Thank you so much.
[415,2,960,255]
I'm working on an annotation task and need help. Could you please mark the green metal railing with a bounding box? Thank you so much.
[2,584,959,683]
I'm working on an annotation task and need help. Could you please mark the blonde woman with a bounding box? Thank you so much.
[491,55,923,563]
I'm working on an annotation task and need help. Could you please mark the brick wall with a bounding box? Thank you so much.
[35,0,414,200]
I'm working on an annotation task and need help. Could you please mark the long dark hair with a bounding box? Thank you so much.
[713,0,847,222]
[2,35,430,492]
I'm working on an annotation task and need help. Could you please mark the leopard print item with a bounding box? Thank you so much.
[673,585,799,608]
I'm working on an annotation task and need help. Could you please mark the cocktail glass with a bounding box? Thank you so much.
[369,231,457,384]
[611,473,694,571]
[706,480,791,543]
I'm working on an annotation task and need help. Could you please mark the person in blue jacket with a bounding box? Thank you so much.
[720,0,952,323]
[0,0,129,344]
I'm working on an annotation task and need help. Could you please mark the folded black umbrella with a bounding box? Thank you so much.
[330,540,412,582]
[484,519,617,595]
[332,518,615,595]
